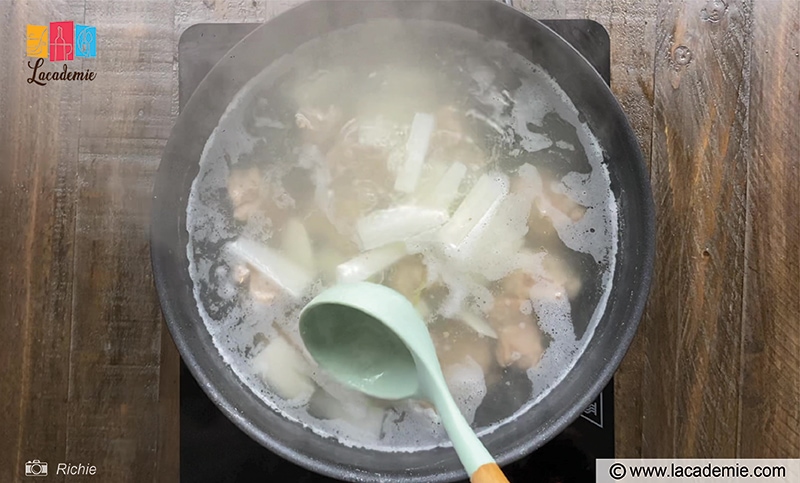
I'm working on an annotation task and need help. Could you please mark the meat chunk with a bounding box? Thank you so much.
[322,135,394,232]
[430,106,469,148]
[249,272,281,304]
[387,255,427,301]
[495,320,545,371]
[488,295,545,371]
[227,165,286,224]
[538,171,587,222]
[537,255,582,301]
[228,165,263,222]
[543,190,587,222]
[295,105,344,147]
[430,319,496,381]
[232,264,251,285]
[501,270,536,301]
[326,132,392,180]
[489,295,530,329]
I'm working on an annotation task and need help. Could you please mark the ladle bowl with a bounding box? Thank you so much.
[300,282,510,483]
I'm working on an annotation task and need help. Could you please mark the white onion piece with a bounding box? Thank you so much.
[227,237,314,298]
[336,243,407,283]
[458,310,498,339]
[455,197,530,280]
[423,161,467,212]
[281,218,315,272]
[438,172,508,250]
[357,206,449,251]
[394,112,436,193]
[253,336,315,401]
[308,388,386,439]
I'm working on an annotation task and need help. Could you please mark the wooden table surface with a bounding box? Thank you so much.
[1,0,798,481]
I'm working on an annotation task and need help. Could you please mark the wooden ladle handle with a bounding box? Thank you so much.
[471,463,511,483]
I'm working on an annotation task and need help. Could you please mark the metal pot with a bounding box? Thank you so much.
[151,1,655,481]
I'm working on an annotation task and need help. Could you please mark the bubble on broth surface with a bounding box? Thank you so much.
[186,19,618,452]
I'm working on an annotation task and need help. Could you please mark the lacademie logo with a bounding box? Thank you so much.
[26,21,98,86]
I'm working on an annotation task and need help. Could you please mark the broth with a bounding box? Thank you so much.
[186,19,617,452]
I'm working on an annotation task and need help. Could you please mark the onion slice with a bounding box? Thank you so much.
[281,218,315,272]
[394,112,436,193]
[336,243,407,283]
[357,206,448,251]
[438,172,509,250]
[458,310,498,339]
[228,237,314,298]
[422,161,468,212]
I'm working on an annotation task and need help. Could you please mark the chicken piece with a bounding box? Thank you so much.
[328,189,368,233]
[232,264,251,285]
[537,170,587,222]
[501,270,536,301]
[431,106,470,148]
[488,295,545,370]
[542,255,582,300]
[543,190,587,222]
[329,177,389,228]
[295,105,344,146]
[386,255,427,301]
[325,135,391,181]
[232,201,262,222]
[495,320,545,371]
[228,165,262,210]
[430,319,497,383]
[489,295,530,329]
[227,165,285,224]
[325,138,357,175]
[249,272,281,304]
[353,177,388,212]
[499,253,581,303]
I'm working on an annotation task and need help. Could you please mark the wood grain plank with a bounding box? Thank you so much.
[68,153,165,482]
[67,1,175,481]
[517,0,611,19]
[740,0,800,458]
[604,0,659,458]
[68,362,160,483]
[156,323,180,483]
[0,1,83,482]
[644,0,751,458]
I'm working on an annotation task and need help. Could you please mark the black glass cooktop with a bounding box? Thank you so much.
[178,17,613,483]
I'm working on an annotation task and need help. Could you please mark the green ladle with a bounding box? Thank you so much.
[299,282,510,483]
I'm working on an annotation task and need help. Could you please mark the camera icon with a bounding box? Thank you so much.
[25,460,48,477]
